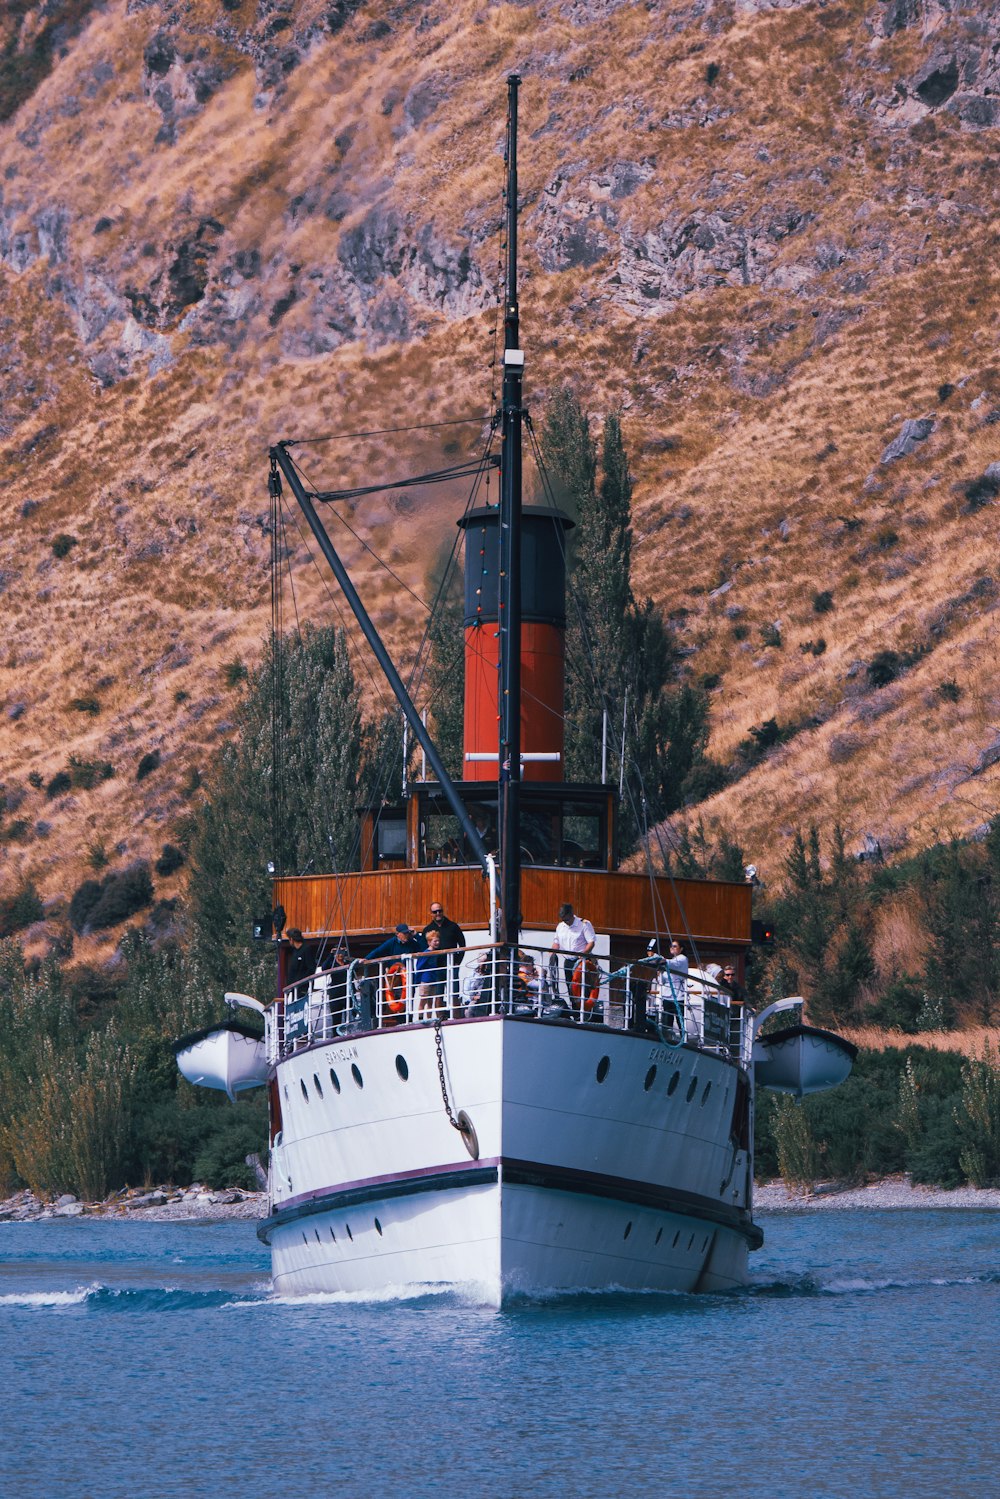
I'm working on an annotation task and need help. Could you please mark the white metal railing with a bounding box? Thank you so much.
[264,944,754,1067]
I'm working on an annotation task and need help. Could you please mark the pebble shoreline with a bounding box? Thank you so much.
[755,1176,1000,1211]
[3,1176,998,1223]
[0,1186,265,1223]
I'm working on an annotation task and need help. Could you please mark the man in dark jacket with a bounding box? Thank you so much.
[366,922,428,962]
[421,903,465,1017]
[284,928,314,991]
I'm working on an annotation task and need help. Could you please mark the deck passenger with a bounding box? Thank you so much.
[464,950,494,1017]
[552,903,595,1004]
[415,930,447,1019]
[284,928,313,993]
[365,924,427,1023]
[422,902,466,1016]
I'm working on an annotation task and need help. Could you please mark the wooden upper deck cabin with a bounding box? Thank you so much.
[274,777,752,968]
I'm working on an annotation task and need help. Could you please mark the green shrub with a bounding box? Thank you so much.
[87,839,109,871]
[69,863,153,933]
[45,770,72,798]
[680,756,728,803]
[937,679,961,703]
[191,1105,268,1190]
[223,658,248,688]
[812,590,834,614]
[0,883,44,938]
[69,879,102,934]
[907,1096,964,1188]
[867,650,903,688]
[67,695,100,715]
[51,533,78,559]
[155,843,186,877]
[27,771,43,790]
[136,750,161,782]
[957,1044,1000,1187]
[68,755,114,789]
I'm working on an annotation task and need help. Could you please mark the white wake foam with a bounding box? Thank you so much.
[0,1284,97,1308]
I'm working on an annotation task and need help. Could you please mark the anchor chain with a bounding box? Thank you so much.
[433,1017,461,1132]
[433,1018,480,1160]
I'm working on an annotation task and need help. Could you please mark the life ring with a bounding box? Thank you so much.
[385,961,407,1016]
[571,957,601,1009]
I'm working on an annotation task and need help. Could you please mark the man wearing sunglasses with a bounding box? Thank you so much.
[422,902,467,1018]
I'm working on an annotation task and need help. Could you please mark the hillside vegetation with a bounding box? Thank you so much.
[1,0,999,963]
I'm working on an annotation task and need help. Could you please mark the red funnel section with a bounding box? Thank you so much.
[458,505,573,784]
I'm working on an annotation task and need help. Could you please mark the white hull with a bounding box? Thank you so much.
[262,1016,758,1303]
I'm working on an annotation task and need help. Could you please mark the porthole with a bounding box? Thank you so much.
[300,1079,309,1101]
[374,1218,383,1236]
[596,1055,610,1083]
[701,1081,712,1106]
[329,1068,341,1094]
[346,1223,353,1241]
[623,1221,632,1240]
[672,1230,680,1248]
[395,1055,409,1081]
[643,1065,657,1092]
[351,1063,364,1089]
[313,1073,324,1099]
[686,1076,698,1103]
[667,1071,680,1096]
[655,1227,663,1245]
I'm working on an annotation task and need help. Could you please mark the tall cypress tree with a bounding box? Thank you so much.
[187,625,364,985]
[540,389,699,837]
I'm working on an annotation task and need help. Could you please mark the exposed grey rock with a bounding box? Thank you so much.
[913,54,959,108]
[878,0,923,37]
[880,417,935,464]
[55,1194,78,1207]
[972,736,1000,775]
[954,94,1000,129]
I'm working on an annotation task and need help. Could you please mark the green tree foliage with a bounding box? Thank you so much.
[187,625,363,987]
[957,1042,1000,1187]
[922,827,1000,1026]
[540,391,708,839]
[0,932,266,1199]
[755,1046,973,1187]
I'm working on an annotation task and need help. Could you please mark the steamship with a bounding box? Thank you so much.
[177,78,855,1302]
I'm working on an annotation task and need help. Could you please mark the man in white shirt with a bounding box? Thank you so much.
[552,903,595,1003]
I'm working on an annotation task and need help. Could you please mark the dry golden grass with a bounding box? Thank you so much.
[1,0,999,947]
[841,1026,1000,1059]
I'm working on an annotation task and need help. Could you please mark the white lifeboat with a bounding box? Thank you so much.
[174,1020,268,1101]
[753,1023,857,1098]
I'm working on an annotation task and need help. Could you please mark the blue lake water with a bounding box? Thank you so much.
[1,1211,996,1498]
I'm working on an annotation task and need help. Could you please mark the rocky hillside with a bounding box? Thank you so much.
[1,0,999,956]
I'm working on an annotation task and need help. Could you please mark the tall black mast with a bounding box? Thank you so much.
[498,72,523,945]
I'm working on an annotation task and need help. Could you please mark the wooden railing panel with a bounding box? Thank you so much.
[275,866,751,945]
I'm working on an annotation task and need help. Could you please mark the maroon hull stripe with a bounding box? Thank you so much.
[259,1158,761,1248]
